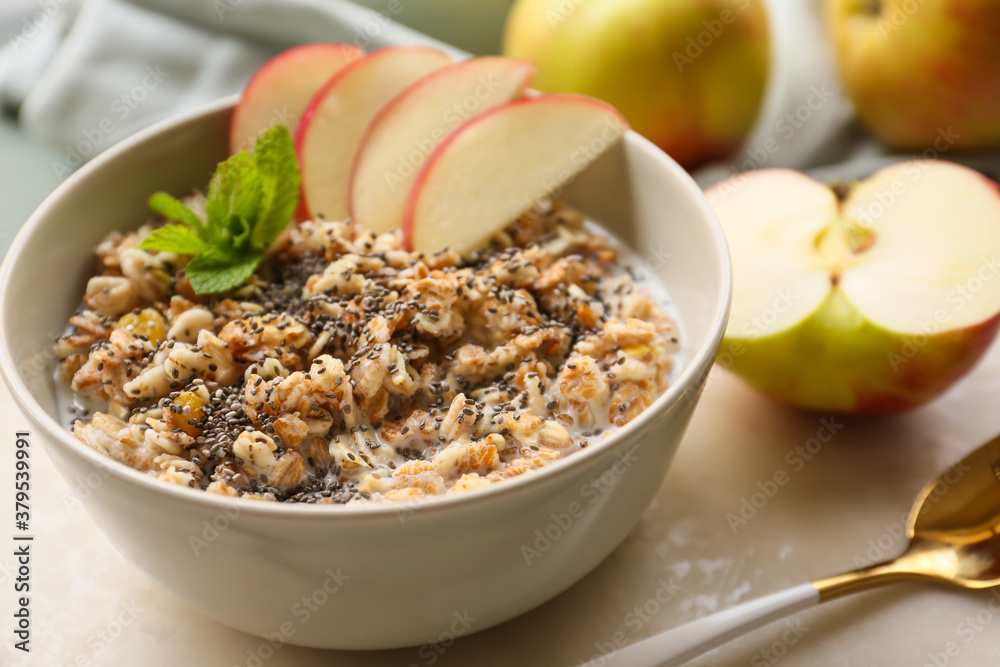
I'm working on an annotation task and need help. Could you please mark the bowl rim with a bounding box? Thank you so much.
[0,95,732,520]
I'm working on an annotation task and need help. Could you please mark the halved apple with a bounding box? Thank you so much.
[295,46,453,223]
[349,56,535,234]
[403,94,628,255]
[229,43,362,155]
[707,161,1000,414]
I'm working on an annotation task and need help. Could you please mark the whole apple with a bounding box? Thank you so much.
[707,161,1000,415]
[827,0,1000,150]
[503,0,770,169]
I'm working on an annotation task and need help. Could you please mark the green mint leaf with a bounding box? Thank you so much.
[185,248,262,295]
[226,214,253,249]
[148,192,205,234]
[250,125,300,251]
[230,164,263,248]
[205,152,253,241]
[138,225,209,255]
[147,125,301,295]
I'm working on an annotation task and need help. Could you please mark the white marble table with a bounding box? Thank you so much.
[3,321,1000,665]
[3,116,1000,666]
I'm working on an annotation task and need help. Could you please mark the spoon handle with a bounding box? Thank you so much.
[587,583,819,667]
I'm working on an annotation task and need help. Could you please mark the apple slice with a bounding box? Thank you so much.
[296,46,453,223]
[349,56,535,234]
[230,43,362,155]
[402,94,628,255]
[706,161,1000,414]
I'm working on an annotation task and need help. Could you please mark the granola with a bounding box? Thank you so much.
[56,203,680,503]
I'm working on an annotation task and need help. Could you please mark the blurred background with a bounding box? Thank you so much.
[1,0,998,249]
[3,3,1000,665]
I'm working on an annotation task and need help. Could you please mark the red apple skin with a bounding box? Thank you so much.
[401,94,628,253]
[229,42,363,156]
[348,58,536,228]
[294,77,331,222]
[857,317,1000,414]
[723,303,1000,416]
[293,52,365,221]
[294,46,452,223]
[983,174,1000,196]
[503,0,769,170]
[712,162,1000,416]
[828,0,1000,151]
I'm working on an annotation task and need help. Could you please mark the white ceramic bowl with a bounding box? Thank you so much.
[0,96,730,650]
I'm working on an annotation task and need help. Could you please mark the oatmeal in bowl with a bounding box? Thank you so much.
[57,197,679,503]
[0,45,730,649]
[52,57,686,505]
[0,86,727,648]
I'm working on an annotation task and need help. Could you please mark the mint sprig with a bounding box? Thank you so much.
[139,125,301,294]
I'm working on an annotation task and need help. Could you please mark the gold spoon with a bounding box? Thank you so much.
[591,434,1000,666]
